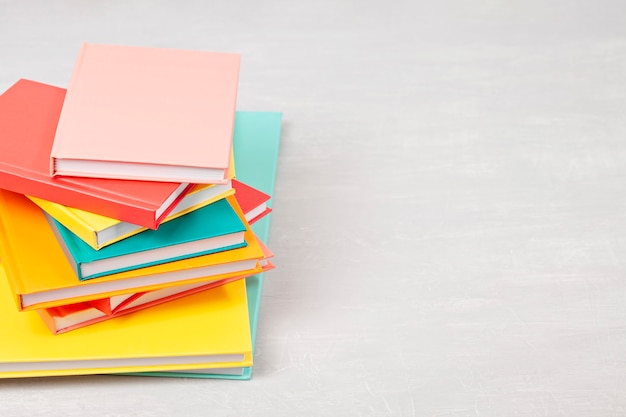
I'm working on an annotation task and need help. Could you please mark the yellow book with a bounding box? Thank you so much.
[0,263,252,379]
[28,183,234,250]
[27,151,237,250]
[0,189,264,311]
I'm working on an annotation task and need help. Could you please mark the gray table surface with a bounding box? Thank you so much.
[1,1,625,416]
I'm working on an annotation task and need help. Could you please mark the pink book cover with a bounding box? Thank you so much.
[51,43,240,184]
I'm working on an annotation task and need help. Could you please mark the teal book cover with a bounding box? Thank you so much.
[126,110,282,380]
[49,198,247,280]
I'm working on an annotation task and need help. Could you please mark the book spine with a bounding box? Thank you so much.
[0,196,27,310]
[50,42,89,177]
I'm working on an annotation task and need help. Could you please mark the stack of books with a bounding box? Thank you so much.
[0,43,281,379]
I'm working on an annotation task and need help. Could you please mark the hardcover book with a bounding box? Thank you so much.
[0,78,192,230]
[49,197,247,280]
[39,244,274,335]
[51,43,240,183]
[0,267,253,379]
[0,191,264,311]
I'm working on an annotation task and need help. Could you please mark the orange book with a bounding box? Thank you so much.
[0,190,264,311]
[39,250,274,335]
[51,43,240,184]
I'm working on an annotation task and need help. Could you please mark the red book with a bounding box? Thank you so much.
[0,79,192,229]
[232,179,271,224]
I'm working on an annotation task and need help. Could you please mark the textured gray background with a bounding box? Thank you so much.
[1,1,625,416]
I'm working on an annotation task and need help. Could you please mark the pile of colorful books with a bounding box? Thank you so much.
[0,43,281,379]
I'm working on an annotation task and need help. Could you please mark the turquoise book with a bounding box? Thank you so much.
[126,110,282,380]
[49,198,248,280]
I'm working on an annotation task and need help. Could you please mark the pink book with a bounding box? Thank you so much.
[51,43,240,184]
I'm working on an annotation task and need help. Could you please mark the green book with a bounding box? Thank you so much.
[49,198,247,280]
[128,111,282,380]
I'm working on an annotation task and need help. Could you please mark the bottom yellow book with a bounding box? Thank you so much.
[0,263,252,379]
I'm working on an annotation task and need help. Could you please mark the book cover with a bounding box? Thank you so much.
[0,265,253,379]
[0,191,264,311]
[49,197,247,280]
[51,43,240,184]
[0,78,193,230]
[135,111,282,380]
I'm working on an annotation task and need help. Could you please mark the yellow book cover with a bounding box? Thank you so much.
[28,183,234,249]
[27,152,237,250]
[0,263,252,379]
[0,189,264,311]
